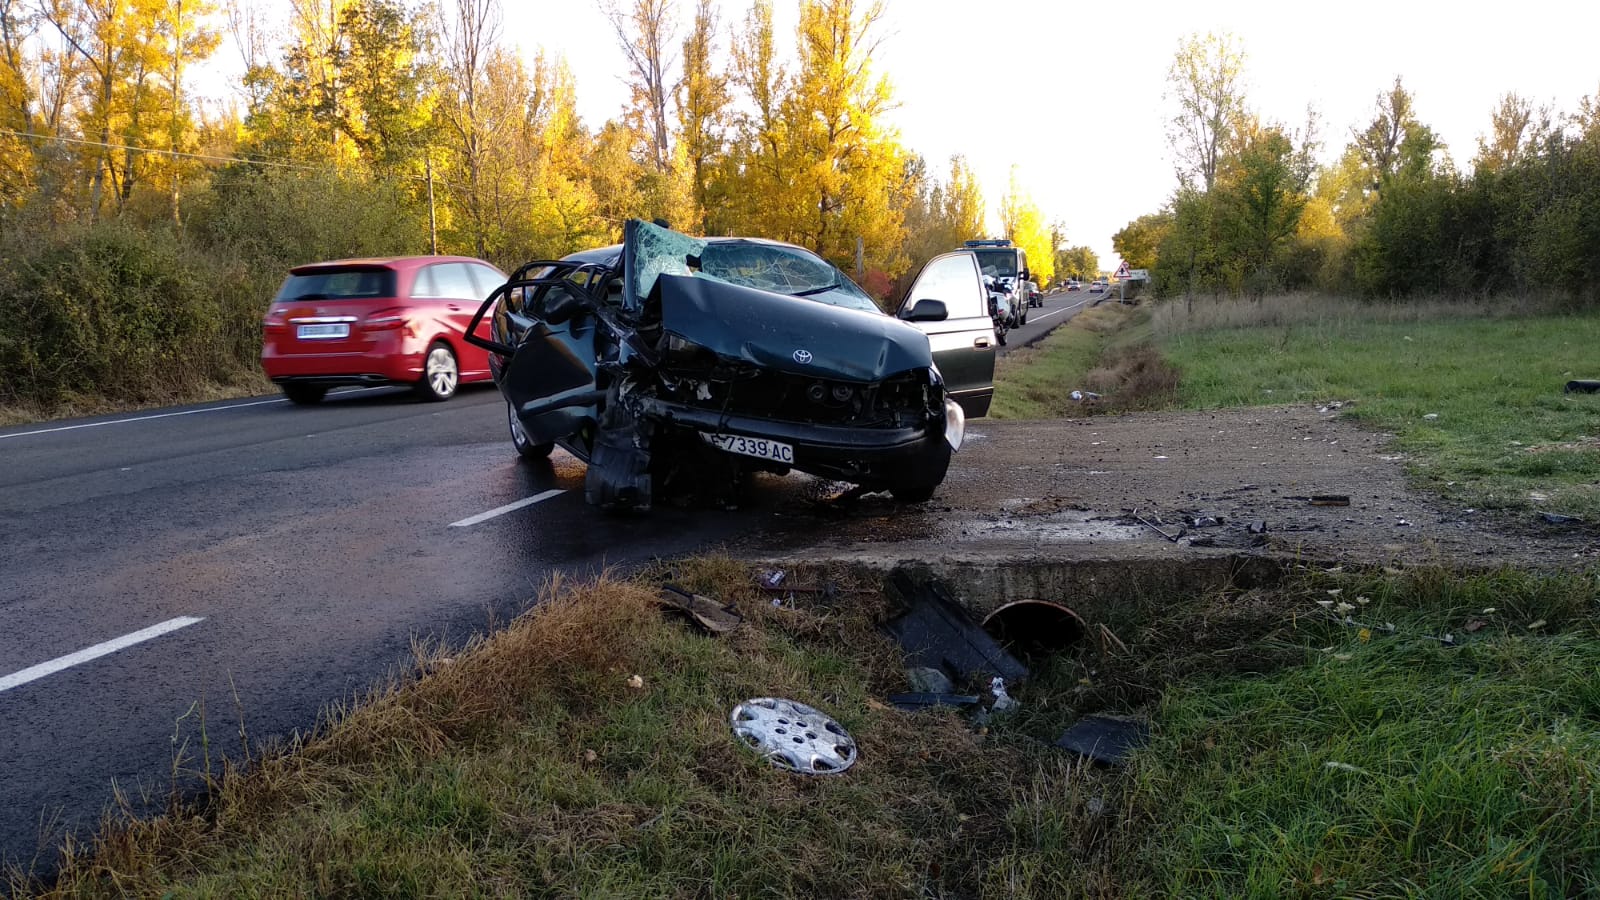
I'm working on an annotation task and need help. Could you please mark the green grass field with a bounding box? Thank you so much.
[1158,303,1600,519]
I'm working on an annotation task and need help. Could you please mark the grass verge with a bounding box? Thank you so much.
[13,558,1600,897]
[1154,296,1600,519]
[0,375,274,428]
[990,303,1148,419]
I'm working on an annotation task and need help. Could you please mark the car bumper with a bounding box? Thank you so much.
[262,349,423,385]
[631,396,953,480]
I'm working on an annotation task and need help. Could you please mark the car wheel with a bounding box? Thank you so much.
[890,438,952,503]
[507,400,553,460]
[282,384,326,405]
[415,341,458,401]
[1020,305,1029,325]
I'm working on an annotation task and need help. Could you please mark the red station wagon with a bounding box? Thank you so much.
[261,256,505,404]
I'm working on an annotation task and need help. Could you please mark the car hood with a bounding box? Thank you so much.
[656,274,933,382]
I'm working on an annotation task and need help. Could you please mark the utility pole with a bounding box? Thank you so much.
[426,155,438,255]
[855,236,864,281]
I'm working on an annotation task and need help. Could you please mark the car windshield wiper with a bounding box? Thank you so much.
[792,281,841,297]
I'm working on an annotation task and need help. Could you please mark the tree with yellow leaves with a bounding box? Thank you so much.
[999,168,1054,286]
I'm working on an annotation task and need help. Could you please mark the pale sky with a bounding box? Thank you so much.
[498,0,1600,270]
[217,0,1600,271]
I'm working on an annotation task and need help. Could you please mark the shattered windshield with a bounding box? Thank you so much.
[699,242,879,313]
[629,220,880,314]
[630,222,706,303]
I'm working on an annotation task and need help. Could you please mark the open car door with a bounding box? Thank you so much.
[467,259,610,456]
[897,252,996,418]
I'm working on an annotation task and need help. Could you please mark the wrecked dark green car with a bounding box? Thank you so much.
[464,220,996,510]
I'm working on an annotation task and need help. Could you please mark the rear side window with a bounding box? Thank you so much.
[411,262,482,300]
[467,264,503,297]
[275,267,396,301]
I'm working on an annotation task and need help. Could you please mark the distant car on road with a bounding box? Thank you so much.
[1091,279,1107,291]
[1026,280,1042,308]
[261,256,506,404]
[1066,279,1081,292]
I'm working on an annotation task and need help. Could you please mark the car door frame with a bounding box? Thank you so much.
[896,251,996,418]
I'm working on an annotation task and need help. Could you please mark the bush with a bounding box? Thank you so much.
[0,169,430,411]
[0,221,258,406]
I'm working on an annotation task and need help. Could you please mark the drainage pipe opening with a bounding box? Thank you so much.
[981,600,1087,656]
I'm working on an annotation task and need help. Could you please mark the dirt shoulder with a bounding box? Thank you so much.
[747,405,1599,571]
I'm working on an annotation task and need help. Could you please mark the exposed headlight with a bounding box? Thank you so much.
[663,332,714,362]
[943,399,966,451]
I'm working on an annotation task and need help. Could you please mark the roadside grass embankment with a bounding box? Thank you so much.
[16,559,1600,897]
[995,292,1600,521]
[989,302,1172,419]
[1155,294,1600,520]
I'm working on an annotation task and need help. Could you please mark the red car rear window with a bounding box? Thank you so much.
[274,267,397,302]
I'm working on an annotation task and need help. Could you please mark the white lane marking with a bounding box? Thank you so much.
[0,399,287,440]
[1029,299,1088,324]
[0,617,205,694]
[0,387,392,441]
[449,488,566,527]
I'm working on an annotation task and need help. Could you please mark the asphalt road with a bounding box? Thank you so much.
[999,286,1103,354]
[0,293,1093,877]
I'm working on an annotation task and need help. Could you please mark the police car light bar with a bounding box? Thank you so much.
[963,239,1013,248]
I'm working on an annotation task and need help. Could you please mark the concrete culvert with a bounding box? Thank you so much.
[981,600,1087,656]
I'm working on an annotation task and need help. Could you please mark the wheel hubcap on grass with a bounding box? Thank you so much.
[730,698,857,775]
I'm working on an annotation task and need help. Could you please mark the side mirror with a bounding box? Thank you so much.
[902,299,948,322]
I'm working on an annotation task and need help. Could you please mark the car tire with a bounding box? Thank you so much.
[996,327,1008,346]
[890,438,952,503]
[507,400,553,460]
[1020,305,1029,325]
[282,384,327,405]
[415,341,459,401]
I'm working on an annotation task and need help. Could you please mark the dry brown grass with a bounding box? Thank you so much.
[21,561,1135,898]
[1149,292,1574,337]
[0,376,274,428]
[1081,346,1181,412]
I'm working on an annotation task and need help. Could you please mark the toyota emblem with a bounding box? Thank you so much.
[793,349,813,364]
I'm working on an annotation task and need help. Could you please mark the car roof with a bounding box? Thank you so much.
[561,235,814,265]
[289,255,498,275]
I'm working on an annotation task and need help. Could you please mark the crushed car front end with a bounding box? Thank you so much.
[469,220,966,510]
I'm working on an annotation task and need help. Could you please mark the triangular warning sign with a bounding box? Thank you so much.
[1114,261,1130,278]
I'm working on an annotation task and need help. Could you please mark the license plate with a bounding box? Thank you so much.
[297,323,349,340]
[703,433,795,464]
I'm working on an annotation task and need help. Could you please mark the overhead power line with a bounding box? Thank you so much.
[0,126,430,182]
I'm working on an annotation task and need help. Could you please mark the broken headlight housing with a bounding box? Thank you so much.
[662,332,717,365]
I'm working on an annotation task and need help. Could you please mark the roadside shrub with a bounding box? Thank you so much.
[0,221,257,406]
[0,169,429,412]
[190,167,428,267]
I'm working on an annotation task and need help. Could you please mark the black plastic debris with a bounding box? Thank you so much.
[1564,380,1600,394]
[1540,512,1583,526]
[657,584,742,634]
[888,693,981,710]
[884,574,1028,684]
[1055,715,1150,765]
